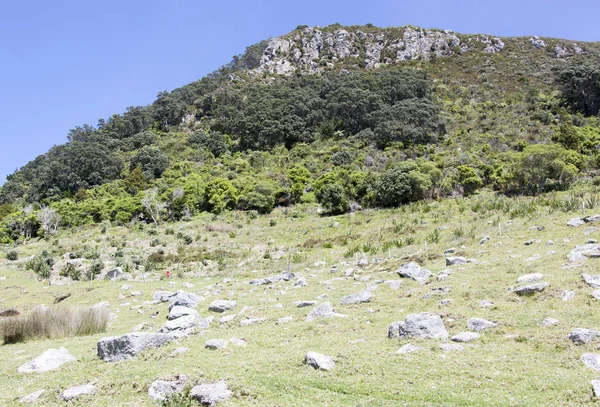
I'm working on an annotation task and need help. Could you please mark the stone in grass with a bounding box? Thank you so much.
[208,300,237,313]
[240,318,266,327]
[167,291,204,310]
[543,318,559,327]
[18,389,44,403]
[205,339,228,350]
[339,291,373,305]
[514,282,549,296]
[396,262,433,283]
[583,274,600,288]
[479,300,494,308]
[562,290,576,301]
[582,353,600,371]
[445,257,467,266]
[295,300,317,308]
[60,384,96,401]
[294,277,308,287]
[467,318,497,332]
[452,332,480,343]
[97,332,175,362]
[305,351,335,371]
[568,328,599,345]
[169,347,188,357]
[592,290,600,300]
[158,314,203,337]
[277,316,294,324]
[517,273,543,283]
[592,380,600,398]
[18,348,77,373]
[229,337,248,347]
[148,375,188,401]
[396,344,425,354]
[189,381,232,406]
[439,343,464,351]
[306,302,347,322]
[388,313,449,340]
[569,246,600,262]
[168,305,199,320]
[567,217,585,227]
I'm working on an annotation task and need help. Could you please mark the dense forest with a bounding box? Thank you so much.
[0,24,599,243]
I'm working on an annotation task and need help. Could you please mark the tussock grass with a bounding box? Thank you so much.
[0,305,108,344]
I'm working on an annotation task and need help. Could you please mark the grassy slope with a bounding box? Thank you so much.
[2,191,600,406]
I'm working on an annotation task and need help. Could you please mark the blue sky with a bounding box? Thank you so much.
[1,0,598,184]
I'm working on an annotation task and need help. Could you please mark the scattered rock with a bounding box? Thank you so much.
[384,280,402,290]
[189,381,232,406]
[396,262,432,283]
[305,351,335,371]
[294,277,308,287]
[306,302,346,322]
[18,348,77,373]
[582,353,600,371]
[467,318,497,331]
[148,375,188,401]
[229,337,248,346]
[517,273,543,283]
[240,318,266,327]
[205,339,228,350]
[277,316,294,324]
[567,218,585,227]
[514,282,549,295]
[569,328,599,345]
[479,300,494,308]
[168,305,198,320]
[452,332,480,343]
[582,274,600,288]
[569,245,600,262]
[153,291,174,302]
[396,344,425,354]
[159,314,204,336]
[479,236,490,245]
[439,343,464,351]
[591,290,600,300]
[106,267,123,280]
[524,240,534,246]
[18,389,44,403]
[60,384,96,401]
[168,291,203,310]
[169,347,188,357]
[543,317,559,327]
[97,332,175,362]
[562,290,576,301]
[295,300,317,308]
[388,313,449,339]
[445,257,467,266]
[208,300,237,313]
[339,291,373,305]
[592,380,600,398]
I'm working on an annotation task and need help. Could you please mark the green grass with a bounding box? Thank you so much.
[2,191,600,405]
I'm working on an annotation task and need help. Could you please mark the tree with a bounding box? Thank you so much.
[141,189,166,226]
[38,206,60,235]
[130,146,169,180]
[123,165,147,195]
[556,61,600,116]
[316,183,348,215]
[204,178,239,214]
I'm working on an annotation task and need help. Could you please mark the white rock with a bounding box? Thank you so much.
[305,351,335,370]
[18,348,77,373]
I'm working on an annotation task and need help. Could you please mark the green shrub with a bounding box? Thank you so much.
[6,250,18,261]
[316,183,348,215]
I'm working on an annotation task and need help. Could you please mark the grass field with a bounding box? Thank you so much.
[2,191,600,406]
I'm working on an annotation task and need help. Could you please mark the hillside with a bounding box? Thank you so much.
[1,23,600,406]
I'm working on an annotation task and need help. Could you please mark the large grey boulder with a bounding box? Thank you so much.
[582,274,600,288]
[60,384,96,401]
[339,291,373,305]
[396,262,432,283]
[208,300,237,313]
[306,302,346,322]
[582,353,600,371]
[18,348,77,373]
[568,245,600,262]
[305,351,335,371]
[190,381,232,406]
[148,375,188,401]
[97,332,175,362]
[388,313,449,339]
[168,291,203,310]
[168,305,199,320]
[467,318,497,331]
[569,328,599,345]
[514,282,549,295]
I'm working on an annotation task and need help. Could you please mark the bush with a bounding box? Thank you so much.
[60,263,82,281]
[317,183,348,215]
[0,305,108,344]
[85,260,104,281]
[6,250,18,261]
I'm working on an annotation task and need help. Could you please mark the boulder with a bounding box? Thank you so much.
[582,274,600,288]
[306,302,346,322]
[153,291,174,302]
[105,267,123,280]
[168,291,203,310]
[97,332,175,362]
[305,351,335,371]
[18,389,44,403]
[568,245,600,262]
[60,384,96,401]
[148,375,188,401]
[18,348,76,373]
[446,257,467,266]
[396,262,432,283]
[452,332,480,343]
[567,217,585,227]
[339,291,373,305]
[205,339,228,350]
[467,318,497,331]
[159,314,204,337]
[280,271,294,281]
[517,273,543,283]
[514,282,549,295]
[189,381,232,406]
[585,215,600,223]
[388,313,449,339]
[208,300,237,313]
[582,353,600,371]
[569,328,599,345]
[294,277,308,287]
[168,305,199,320]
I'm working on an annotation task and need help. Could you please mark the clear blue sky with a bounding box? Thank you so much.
[1,0,598,184]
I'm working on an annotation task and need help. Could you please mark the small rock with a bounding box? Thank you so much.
[205,339,228,350]
[240,318,266,327]
[479,236,490,245]
[396,344,424,354]
[339,291,373,305]
[467,318,497,331]
[569,328,599,345]
[389,313,449,339]
[305,351,335,371]
[190,381,232,406]
[439,343,464,351]
[148,375,188,401]
[294,277,308,287]
[446,257,467,266]
[277,316,294,324]
[591,290,600,300]
[18,389,44,403]
[60,384,96,401]
[97,333,175,362]
[582,274,600,288]
[582,353,600,371]
[18,348,77,373]
[306,302,346,322]
[567,217,584,227]
[208,300,237,313]
[514,282,549,295]
[295,300,317,308]
[517,273,543,283]
[479,300,494,308]
[592,380,600,397]
[168,305,199,320]
[169,347,188,356]
[562,290,576,301]
[229,337,248,346]
[452,332,480,343]
[396,262,432,283]
[543,317,559,327]
[524,240,534,246]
